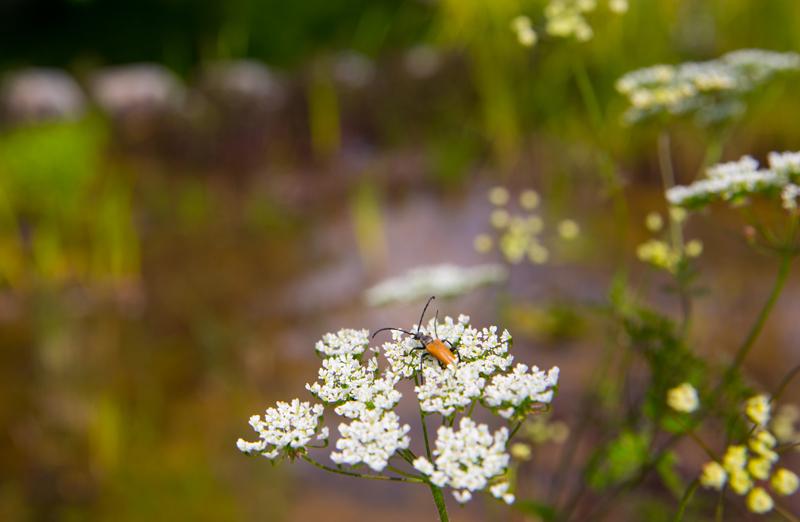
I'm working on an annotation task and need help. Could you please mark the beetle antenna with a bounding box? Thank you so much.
[372,327,417,339]
[416,296,435,334]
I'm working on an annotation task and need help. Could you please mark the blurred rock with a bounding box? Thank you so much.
[90,63,184,117]
[332,51,375,90]
[200,60,286,111]
[0,68,86,124]
[403,45,443,79]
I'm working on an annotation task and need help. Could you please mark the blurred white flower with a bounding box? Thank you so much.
[237,399,325,459]
[617,49,800,125]
[490,481,515,504]
[511,16,537,47]
[782,184,800,211]
[365,264,507,306]
[667,382,699,413]
[413,418,510,503]
[667,152,800,210]
[1,68,86,123]
[746,395,772,428]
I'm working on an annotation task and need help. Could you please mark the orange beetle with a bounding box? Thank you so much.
[372,296,458,371]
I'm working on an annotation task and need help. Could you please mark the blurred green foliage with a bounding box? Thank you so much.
[0,118,138,286]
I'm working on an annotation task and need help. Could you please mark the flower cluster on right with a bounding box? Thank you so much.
[666,151,800,211]
[695,394,799,514]
[617,49,800,125]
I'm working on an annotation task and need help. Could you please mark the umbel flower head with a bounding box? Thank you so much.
[236,399,327,460]
[237,301,560,506]
[698,394,800,514]
[666,151,800,210]
[413,418,512,504]
[475,186,579,265]
[616,49,800,125]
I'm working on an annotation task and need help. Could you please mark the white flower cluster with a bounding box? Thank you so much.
[306,355,379,403]
[455,324,516,376]
[416,363,486,416]
[306,325,412,472]
[666,151,800,209]
[484,364,560,419]
[616,49,800,124]
[236,399,326,459]
[239,313,560,505]
[314,328,371,357]
[413,418,512,504]
[544,0,628,42]
[364,264,507,306]
[333,372,402,419]
[331,409,411,472]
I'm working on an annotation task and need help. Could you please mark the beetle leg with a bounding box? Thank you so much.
[444,339,459,360]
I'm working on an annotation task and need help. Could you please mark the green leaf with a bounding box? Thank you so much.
[513,500,556,521]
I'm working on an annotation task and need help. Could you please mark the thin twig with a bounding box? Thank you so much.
[301,454,422,483]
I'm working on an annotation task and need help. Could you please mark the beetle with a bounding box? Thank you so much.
[372,296,458,375]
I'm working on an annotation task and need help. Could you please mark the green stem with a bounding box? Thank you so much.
[300,455,422,483]
[686,429,717,461]
[572,58,629,258]
[657,132,683,246]
[428,483,450,522]
[673,478,699,522]
[723,253,792,382]
[508,421,523,444]
[657,131,693,334]
[714,489,724,522]
[772,363,800,403]
[387,464,422,480]
[776,504,800,522]
[417,377,434,461]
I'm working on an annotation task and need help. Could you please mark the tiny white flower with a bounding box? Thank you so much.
[453,490,472,503]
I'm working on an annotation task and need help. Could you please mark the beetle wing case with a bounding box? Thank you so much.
[426,339,457,366]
